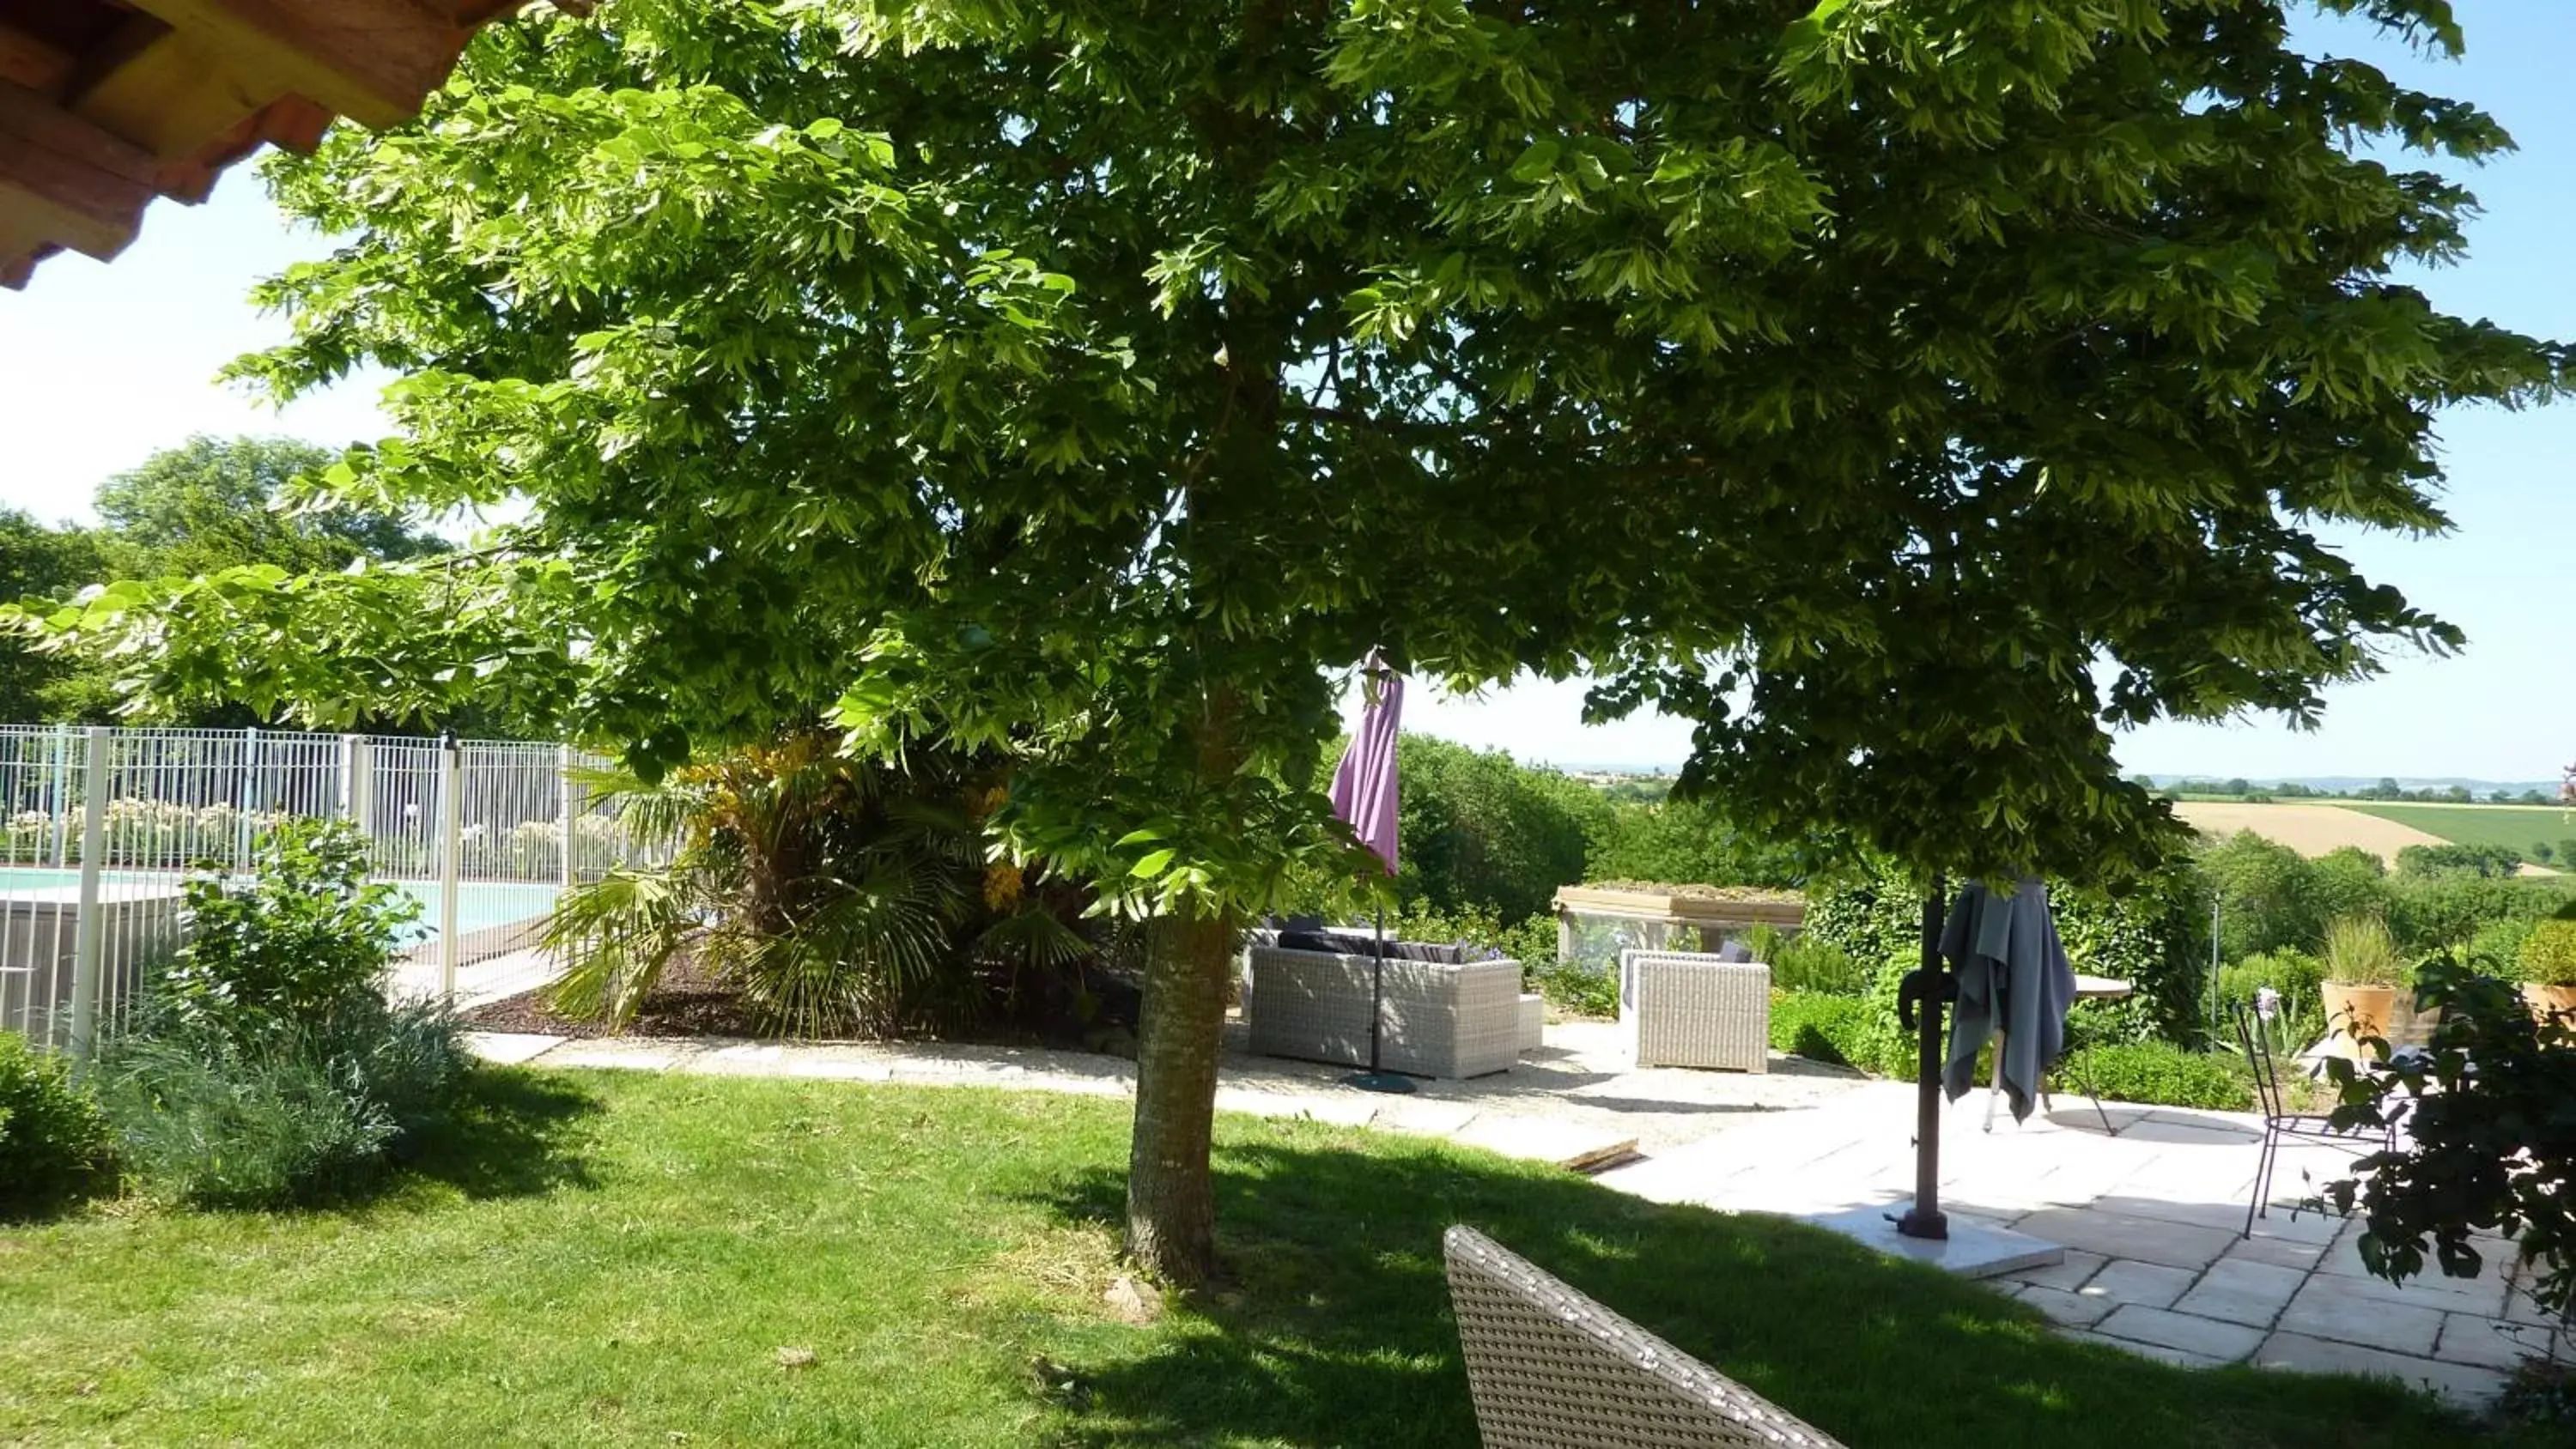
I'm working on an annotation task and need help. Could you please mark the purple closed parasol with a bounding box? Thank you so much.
[1330,652,1403,876]
[1329,651,1413,1093]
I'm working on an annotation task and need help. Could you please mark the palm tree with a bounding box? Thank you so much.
[542,733,1092,1036]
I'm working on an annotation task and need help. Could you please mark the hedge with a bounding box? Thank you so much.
[1769,990,2256,1112]
[1804,860,2208,1045]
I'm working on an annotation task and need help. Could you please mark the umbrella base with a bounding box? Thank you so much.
[1342,1070,1418,1094]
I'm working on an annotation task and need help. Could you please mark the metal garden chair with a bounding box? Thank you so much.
[2233,1000,2397,1238]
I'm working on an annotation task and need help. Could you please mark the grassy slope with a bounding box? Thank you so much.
[2341,802,2576,860]
[0,1070,2536,1448]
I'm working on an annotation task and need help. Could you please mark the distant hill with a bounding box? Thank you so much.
[2147,774,2563,797]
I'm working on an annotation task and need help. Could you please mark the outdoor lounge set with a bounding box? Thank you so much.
[1241,929,1771,1079]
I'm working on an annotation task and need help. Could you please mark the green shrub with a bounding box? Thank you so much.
[1769,982,1916,1077]
[0,1031,116,1217]
[2386,874,2575,957]
[1531,960,1619,1019]
[1749,925,1868,996]
[2395,842,2525,879]
[2464,918,2533,980]
[1583,794,1806,894]
[1805,860,2208,1042]
[2519,920,2576,988]
[163,817,419,1042]
[96,999,465,1209]
[98,1028,397,1208]
[1394,735,1609,923]
[2063,1040,2253,1112]
[1770,991,1902,1075]
[2215,949,2326,1046]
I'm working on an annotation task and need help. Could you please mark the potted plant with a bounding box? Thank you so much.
[2516,918,2576,1021]
[2318,914,2403,1059]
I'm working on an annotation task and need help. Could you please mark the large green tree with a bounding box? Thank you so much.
[0,509,103,721]
[93,435,448,581]
[16,1,2563,1282]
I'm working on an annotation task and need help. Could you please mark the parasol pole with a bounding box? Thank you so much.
[1895,870,1952,1241]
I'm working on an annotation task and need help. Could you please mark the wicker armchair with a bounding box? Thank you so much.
[1618,949,1770,1072]
[1445,1226,1849,1448]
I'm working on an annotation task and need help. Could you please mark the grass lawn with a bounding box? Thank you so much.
[2340,802,2576,864]
[0,1069,2541,1447]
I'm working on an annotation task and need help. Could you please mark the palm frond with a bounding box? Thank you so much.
[975,906,1096,970]
[541,866,698,1028]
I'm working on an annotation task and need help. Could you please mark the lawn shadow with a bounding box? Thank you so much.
[394,1064,604,1201]
[1018,1131,2499,1449]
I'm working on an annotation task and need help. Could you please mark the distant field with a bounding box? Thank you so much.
[2339,801,2576,861]
[2172,800,2445,860]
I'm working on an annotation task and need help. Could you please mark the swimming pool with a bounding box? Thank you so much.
[0,869,559,943]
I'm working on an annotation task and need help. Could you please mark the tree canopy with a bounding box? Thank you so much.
[1,436,449,725]
[0,509,104,721]
[90,435,449,582]
[15,0,2564,1280]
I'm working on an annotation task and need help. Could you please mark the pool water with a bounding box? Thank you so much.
[0,868,557,943]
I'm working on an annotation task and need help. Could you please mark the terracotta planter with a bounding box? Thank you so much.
[2523,983,2576,1022]
[2320,981,2398,1057]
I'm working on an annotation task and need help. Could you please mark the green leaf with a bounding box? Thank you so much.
[1130,849,1176,879]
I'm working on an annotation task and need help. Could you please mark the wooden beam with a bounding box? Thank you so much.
[0,23,76,93]
[119,0,469,130]
[0,78,158,259]
[155,94,333,203]
[69,30,272,161]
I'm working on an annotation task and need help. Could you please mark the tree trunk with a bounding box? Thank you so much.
[1124,906,1237,1286]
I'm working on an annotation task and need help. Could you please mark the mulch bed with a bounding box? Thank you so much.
[464,953,767,1040]
[463,950,1144,1053]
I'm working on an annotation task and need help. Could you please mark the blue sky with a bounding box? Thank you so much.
[3,4,2568,781]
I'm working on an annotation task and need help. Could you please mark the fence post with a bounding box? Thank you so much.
[438,735,462,1003]
[557,744,579,891]
[236,725,260,867]
[47,722,71,867]
[69,726,110,1058]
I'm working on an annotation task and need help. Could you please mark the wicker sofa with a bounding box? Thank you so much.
[1618,949,1770,1072]
[1244,940,1522,1079]
[1445,1225,1849,1448]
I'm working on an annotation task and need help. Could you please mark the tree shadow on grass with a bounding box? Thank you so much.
[392,1065,603,1202]
[1021,1133,2504,1449]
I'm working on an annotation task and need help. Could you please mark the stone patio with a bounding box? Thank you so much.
[464,1014,2569,1409]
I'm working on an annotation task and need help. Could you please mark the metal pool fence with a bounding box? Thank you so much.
[1,724,649,1054]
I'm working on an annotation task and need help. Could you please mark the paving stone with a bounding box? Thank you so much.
[690,1043,898,1080]
[2307,1242,2510,1316]
[2092,1305,2267,1362]
[2224,1231,2331,1273]
[462,1031,564,1065]
[2277,1274,2446,1355]
[2060,1328,2227,1368]
[2432,1313,2561,1372]
[2172,1258,2306,1329]
[539,1039,696,1071]
[2014,1283,2113,1329]
[2118,1117,2260,1147]
[2077,1259,2198,1311]
[2001,1248,2107,1293]
[2088,1191,2257,1236]
[2019,1207,2236,1271]
[2500,1282,2573,1329]
[2235,1205,2348,1245]
[2254,1331,2508,1408]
